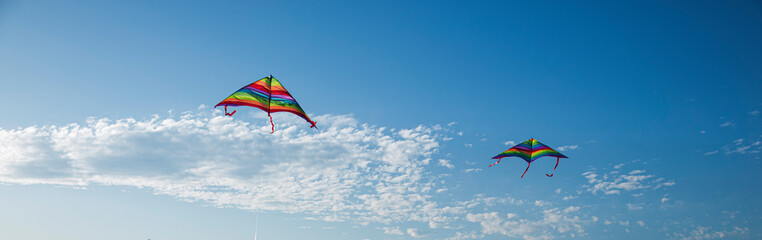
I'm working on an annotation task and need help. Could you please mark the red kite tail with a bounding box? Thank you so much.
[224,106,236,116]
[268,113,274,134]
[521,161,531,178]
[310,121,318,130]
[488,158,502,167]
[545,157,559,177]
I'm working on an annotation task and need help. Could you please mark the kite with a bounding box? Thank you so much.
[489,138,568,178]
[215,75,317,133]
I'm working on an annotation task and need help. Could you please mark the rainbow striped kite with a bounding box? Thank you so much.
[489,138,568,178]
[215,75,317,133]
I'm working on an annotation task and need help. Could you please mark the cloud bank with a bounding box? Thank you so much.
[0,111,450,225]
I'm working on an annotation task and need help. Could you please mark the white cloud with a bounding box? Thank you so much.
[626,203,644,210]
[726,146,751,154]
[563,206,580,213]
[464,168,482,173]
[439,159,455,169]
[562,195,578,201]
[557,145,578,151]
[716,137,762,155]
[704,150,719,156]
[503,141,515,146]
[719,121,734,127]
[407,228,425,238]
[534,200,550,207]
[381,226,404,235]
[582,167,674,195]
[656,180,675,189]
[749,110,760,116]
[446,231,483,240]
[466,206,585,240]
[0,111,454,225]
[672,225,749,240]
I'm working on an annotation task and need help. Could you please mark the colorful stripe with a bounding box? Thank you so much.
[215,76,316,129]
[491,138,567,163]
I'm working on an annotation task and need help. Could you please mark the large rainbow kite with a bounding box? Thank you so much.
[215,75,317,133]
[489,138,568,178]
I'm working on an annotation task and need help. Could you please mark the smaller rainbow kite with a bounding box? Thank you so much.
[215,75,317,133]
[489,138,568,178]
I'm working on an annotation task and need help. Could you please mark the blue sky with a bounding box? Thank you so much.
[1,1,760,239]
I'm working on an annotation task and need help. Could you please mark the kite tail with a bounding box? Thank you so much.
[545,157,559,177]
[224,106,236,116]
[268,113,274,134]
[488,158,502,167]
[521,162,531,178]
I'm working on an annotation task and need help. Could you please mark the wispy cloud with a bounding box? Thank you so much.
[407,228,426,238]
[581,167,674,195]
[439,159,455,169]
[465,206,586,240]
[381,226,404,235]
[670,225,749,240]
[626,203,644,210]
[446,231,483,240]
[557,145,578,151]
[719,121,734,127]
[714,137,762,155]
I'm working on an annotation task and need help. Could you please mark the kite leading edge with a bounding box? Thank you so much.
[489,138,568,178]
[215,75,317,133]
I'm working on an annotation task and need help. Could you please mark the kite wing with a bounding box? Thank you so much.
[489,138,568,178]
[215,75,317,133]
